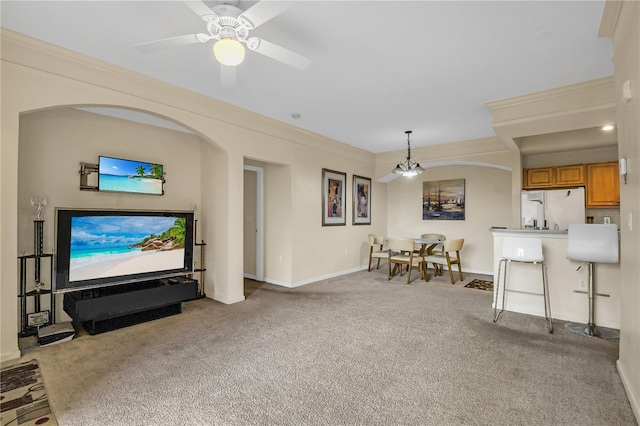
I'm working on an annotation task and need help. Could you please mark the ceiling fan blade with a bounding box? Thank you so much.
[182,0,215,18]
[135,34,205,53]
[238,1,293,30]
[247,37,310,70]
[220,64,236,87]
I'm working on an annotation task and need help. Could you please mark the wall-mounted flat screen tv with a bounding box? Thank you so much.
[54,209,194,293]
[98,156,164,195]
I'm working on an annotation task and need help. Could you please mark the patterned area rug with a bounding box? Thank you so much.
[1,359,57,426]
[464,278,494,291]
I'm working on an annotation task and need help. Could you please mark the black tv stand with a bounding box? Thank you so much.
[63,277,197,335]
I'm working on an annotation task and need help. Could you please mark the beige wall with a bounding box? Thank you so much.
[0,30,382,359]
[17,108,204,322]
[387,165,512,275]
[603,0,640,420]
[522,146,618,168]
[263,162,293,284]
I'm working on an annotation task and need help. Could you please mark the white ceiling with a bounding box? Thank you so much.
[1,1,614,153]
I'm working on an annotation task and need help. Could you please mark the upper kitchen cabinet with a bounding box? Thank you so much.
[523,165,585,189]
[586,162,620,207]
[555,164,585,186]
[524,167,554,188]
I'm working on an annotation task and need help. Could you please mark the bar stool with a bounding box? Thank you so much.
[493,236,553,333]
[566,224,619,338]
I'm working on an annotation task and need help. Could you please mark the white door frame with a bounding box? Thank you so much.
[244,165,264,281]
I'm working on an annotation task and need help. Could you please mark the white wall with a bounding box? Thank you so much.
[386,165,512,275]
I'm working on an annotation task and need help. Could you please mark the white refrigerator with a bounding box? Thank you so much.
[521,187,586,230]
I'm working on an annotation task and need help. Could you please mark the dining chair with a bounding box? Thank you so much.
[420,233,446,253]
[422,238,464,284]
[367,234,388,271]
[387,238,427,284]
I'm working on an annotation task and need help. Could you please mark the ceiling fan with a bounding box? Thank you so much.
[135,0,310,84]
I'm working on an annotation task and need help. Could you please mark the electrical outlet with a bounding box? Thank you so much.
[278,256,283,264]
[345,249,349,256]
[579,279,587,290]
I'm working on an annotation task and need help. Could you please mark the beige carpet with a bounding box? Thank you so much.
[16,269,637,426]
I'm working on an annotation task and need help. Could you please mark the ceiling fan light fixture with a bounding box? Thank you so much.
[213,37,245,66]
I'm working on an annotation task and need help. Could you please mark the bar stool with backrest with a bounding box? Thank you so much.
[565,224,619,338]
[493,236,553,333]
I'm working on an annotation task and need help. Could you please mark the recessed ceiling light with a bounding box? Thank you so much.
[602,124,614,131]
[291,113,301,119]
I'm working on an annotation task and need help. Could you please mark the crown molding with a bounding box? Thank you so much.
[1,29,374,163]
[599,1,624,38]
[486,77,615,110]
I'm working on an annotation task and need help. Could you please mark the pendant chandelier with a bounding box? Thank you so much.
[392,130,425,177]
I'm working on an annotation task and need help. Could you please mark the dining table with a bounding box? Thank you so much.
[411,237,445,276]
[385,237,446,280]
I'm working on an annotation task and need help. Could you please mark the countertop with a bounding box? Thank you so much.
[489,227,568,237]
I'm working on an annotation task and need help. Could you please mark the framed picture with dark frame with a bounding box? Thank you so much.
[352,175,371,225]
[322,168,346,226]
[422,178,466,220]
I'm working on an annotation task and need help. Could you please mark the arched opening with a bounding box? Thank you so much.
[15,104,234,332]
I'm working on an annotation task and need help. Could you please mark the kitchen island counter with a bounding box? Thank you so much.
[490,228,620,329]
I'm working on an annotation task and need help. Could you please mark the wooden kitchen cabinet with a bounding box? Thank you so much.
[524,167,554,188]
[555,164,585,186]
[586,162,620,207]
[523,164,587,189]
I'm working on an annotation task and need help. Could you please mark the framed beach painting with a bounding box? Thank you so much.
[352,175,371,225]
[322,168,346,226]
[98,156,165,195]
[423,179,465,220]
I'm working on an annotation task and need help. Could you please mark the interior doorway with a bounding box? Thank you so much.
[243,165,264,281]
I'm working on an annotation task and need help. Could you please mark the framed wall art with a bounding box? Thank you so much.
[423,179,465,220]
[322,168,346,226]
[352,175,371,225]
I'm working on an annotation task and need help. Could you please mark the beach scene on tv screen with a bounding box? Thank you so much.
[69,215,186,282]
[99,157,163,195]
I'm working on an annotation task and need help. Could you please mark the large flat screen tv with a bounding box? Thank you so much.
[98,156,164,195]
[54,209,194,293]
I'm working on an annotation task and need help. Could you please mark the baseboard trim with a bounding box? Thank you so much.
[1,349,22,363]
[212,293,245,305]
[263,265,493,289]
[264,267,365,289]
[617,359,640,423]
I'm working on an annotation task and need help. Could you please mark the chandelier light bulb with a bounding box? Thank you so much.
[213,38,245,66]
